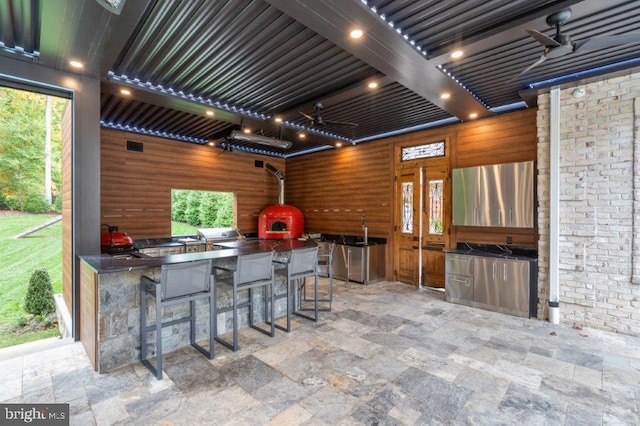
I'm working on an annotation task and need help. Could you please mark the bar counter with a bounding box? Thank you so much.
[79,239,316,373]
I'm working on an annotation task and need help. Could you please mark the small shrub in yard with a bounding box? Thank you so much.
[24,268,56,316]
[24,193,51,213]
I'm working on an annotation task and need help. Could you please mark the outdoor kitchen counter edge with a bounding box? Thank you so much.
[80,239,318,273]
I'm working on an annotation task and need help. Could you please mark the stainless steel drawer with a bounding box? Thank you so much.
[445,274,473,304]
[445,254,473,277]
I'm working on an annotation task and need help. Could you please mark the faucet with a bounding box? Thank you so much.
[361,215,368,245]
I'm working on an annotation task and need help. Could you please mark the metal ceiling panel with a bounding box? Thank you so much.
[442,0,640,107]
[111,0,375,114]
[0,0,40,60]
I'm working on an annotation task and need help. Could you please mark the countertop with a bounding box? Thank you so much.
[82,239,317,273]
[444,243,538,262]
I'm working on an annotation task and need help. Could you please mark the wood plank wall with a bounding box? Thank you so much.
[100,109,537,280]
[451,108,538,247]
[286,109,538,281]
[101,129,285,239]
[61,102,72,311]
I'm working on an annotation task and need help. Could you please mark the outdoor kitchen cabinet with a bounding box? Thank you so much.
[473,257,529,316]
[446,252,533,318]
[452,161,534,228]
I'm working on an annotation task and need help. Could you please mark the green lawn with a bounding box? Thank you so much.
[172,221,198,236]
[0,212,62,347]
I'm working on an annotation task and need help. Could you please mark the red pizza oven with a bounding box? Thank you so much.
[258,203,304,239]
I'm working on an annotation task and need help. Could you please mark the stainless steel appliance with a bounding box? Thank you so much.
[333,243,385,284]
[196,227,245,250]
[452,161,535,228]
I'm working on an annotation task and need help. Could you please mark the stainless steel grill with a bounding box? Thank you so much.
[196,227,245,250]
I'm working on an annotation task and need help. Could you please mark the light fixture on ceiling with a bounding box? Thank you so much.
[120,88,131,95]
[469,112,478,119]
[298,132,306,139]
[368,81,378,89]
[206,110,214,116]
[350,28,364,39]
[95,0,127,15]
[440,92,450,100]
[243,128,251,134]
[208,141,216,146]
[336,142,343,147]
[69,60,84,69]
[274,117,283,123]
[451,50,463,59]
[229,130,292,149]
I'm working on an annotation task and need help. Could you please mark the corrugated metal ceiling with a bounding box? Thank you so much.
[2,0,640,157]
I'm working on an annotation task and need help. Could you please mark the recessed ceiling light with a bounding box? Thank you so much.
[243,128,251,134]
[451,50,463,59]
[440,92,450,100]
[274,117,283,123]
[298,132,306,139]
[208,141,215,146]
[336,142,343,147]
[469,112,478,119]
[120,89,131,95]
[206,110,214,116]
[350,29,364,39]
[69,60,84,69]
[368,81,378,89]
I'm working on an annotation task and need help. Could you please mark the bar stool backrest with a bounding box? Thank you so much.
[235,251,275,285]
[289,246,319,277]
[160,260,212,300]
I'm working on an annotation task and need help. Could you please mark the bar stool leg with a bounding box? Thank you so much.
[140,285,147,362]
[232,283,239,352]
[155,289,163,379]
[209,287,215,358]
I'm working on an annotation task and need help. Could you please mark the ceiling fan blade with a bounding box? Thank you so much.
[524,29,561,47]
[324,119,358,127]
[298,111,314,121]
[574,33,640,52]
[519,55,548,76]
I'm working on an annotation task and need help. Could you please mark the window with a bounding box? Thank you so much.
[401,182,413,233]
[401,141,445,161]
[170,189,234,236]
[428,179,443,235]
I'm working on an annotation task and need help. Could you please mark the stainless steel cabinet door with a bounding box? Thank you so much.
[452,167,478,226]
[333,244,349,281]
[348,246,365,283]
[473,257,499,308]
[498,259,529,315]
[502,161,534,227]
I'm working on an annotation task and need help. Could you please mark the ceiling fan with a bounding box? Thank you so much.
[518,8,640,76]
[299,102,358,127]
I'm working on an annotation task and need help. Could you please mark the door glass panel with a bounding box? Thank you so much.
[401,181,413,233]
[429,179,443,235]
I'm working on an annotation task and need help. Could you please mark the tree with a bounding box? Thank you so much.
[0,87,66,211]
[24,268,56,316]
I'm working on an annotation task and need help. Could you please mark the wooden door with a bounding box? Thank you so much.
[421,163,449,288]
[394,168,420,285]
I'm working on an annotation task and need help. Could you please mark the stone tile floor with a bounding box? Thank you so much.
[1,279,639,425]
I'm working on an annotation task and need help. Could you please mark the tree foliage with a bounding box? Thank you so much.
[171,189,234,229]
[0,87,67,212]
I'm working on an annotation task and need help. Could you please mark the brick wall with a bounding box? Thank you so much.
[537,72,640,335]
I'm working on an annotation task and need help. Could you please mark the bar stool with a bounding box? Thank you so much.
[313,241,335,311]
[140,259,214,380]
[212,251,275,352]
[273,246,319,331]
